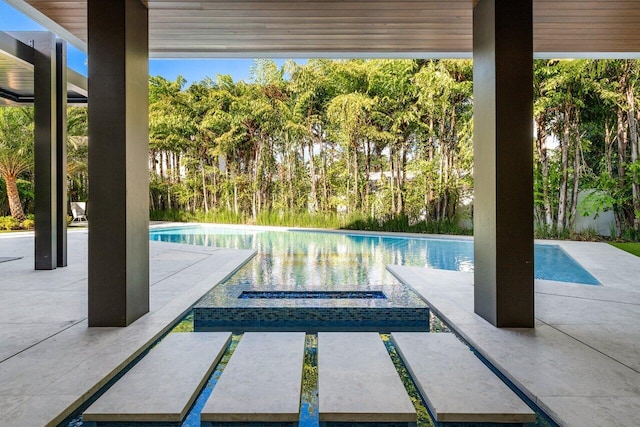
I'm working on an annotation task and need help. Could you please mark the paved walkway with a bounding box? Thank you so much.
[389,240,640,427]
[0,230,255,426]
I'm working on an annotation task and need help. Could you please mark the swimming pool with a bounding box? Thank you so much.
[150,225,600,286]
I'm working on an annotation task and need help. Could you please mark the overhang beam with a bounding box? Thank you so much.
[0,31,87,106]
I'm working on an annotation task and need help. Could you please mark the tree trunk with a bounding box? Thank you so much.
[288,142,295,211]
[264,136,274,212]
[252,139,262,220]
[352,142,359,211]
[427,118,436,218]
[390,145,396,214]
[557,109,571,232]
[569,120,581,229]
[321,142,329,212]
[233,177,239,215]
[398,139,408,216]
[437,119,447,221]
[201,159,209,213]
[149,190,156,211]
[4,174,26,221]
[159,151,163,177]
[364,139,371,210]
[605,121,614,177]
[627,83,640,229]
[617,108,628,179]
[535,116,553,226]
[308,136,318,212]
[212,161,218,207]
[175,152,181,183]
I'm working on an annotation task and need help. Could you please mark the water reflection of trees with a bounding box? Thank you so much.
[152,228,475,291]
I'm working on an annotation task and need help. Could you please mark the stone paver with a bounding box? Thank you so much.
[392,332,535,423]
[318,332,416,424]
[201,332,305,424]
[83,332,231,423]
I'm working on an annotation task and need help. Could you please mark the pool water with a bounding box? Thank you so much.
[150,225,600,285]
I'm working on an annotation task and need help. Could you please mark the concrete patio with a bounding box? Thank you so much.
[0,229,255,426]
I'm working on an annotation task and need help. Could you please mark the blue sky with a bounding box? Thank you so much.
[0,1,288,85]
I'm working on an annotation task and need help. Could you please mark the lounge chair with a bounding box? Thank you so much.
[70,201,87,222]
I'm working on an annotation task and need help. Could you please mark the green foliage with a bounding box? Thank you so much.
[578,190,614,218]
[342,214,471,235]
[381,334,433,426]
[170,312,194,332]
[0,108,33,158]
[0,216,21,231]
[150,209,197,222]
[150,208,472,235]
[17,179,34,212]
[609,242,640,256]
[21,218,35,230]
[0,108,34,219]
[532,58,640,237]
[67,107,89,202]
[534,222,606,241]
[14,57,640,242]
[254,210,341,228]
[429,313,450,333]
[0,213,35,231]
[619,227,640,242]
[148,59,475,228]
[300,334,318,421]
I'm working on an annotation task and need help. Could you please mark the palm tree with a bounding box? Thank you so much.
[0,108,33,221]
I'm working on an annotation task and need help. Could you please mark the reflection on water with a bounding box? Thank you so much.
[150,226,599,285]
[150,227,475,292]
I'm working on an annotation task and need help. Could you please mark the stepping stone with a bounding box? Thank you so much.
[83,332,231,425]
[200,332,306,426]
[318,332,416,426]
[391,332,536,424]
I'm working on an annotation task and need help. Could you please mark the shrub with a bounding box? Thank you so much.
[0,216,21,231]
[21,218,35,229]
[148,209,475,235]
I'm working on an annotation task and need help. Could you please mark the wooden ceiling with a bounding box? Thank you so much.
[6,0,640,57]
[0,48,32,105]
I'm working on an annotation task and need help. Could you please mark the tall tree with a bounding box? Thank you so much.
[0,108,33,220]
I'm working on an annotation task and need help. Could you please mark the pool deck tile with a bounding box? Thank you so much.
[200,332,305,423]
[391,332,535,424]
[388,240,640,427]
[0,230,255,426]
[83,332,231,422]
[318,332,416,424]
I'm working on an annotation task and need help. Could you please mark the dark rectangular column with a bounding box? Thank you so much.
[56,39,67,267]
[34,32,57,270]
[88,0,150,326]
[473,0,534,327]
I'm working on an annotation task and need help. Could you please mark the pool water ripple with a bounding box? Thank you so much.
[150,226,600,286]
